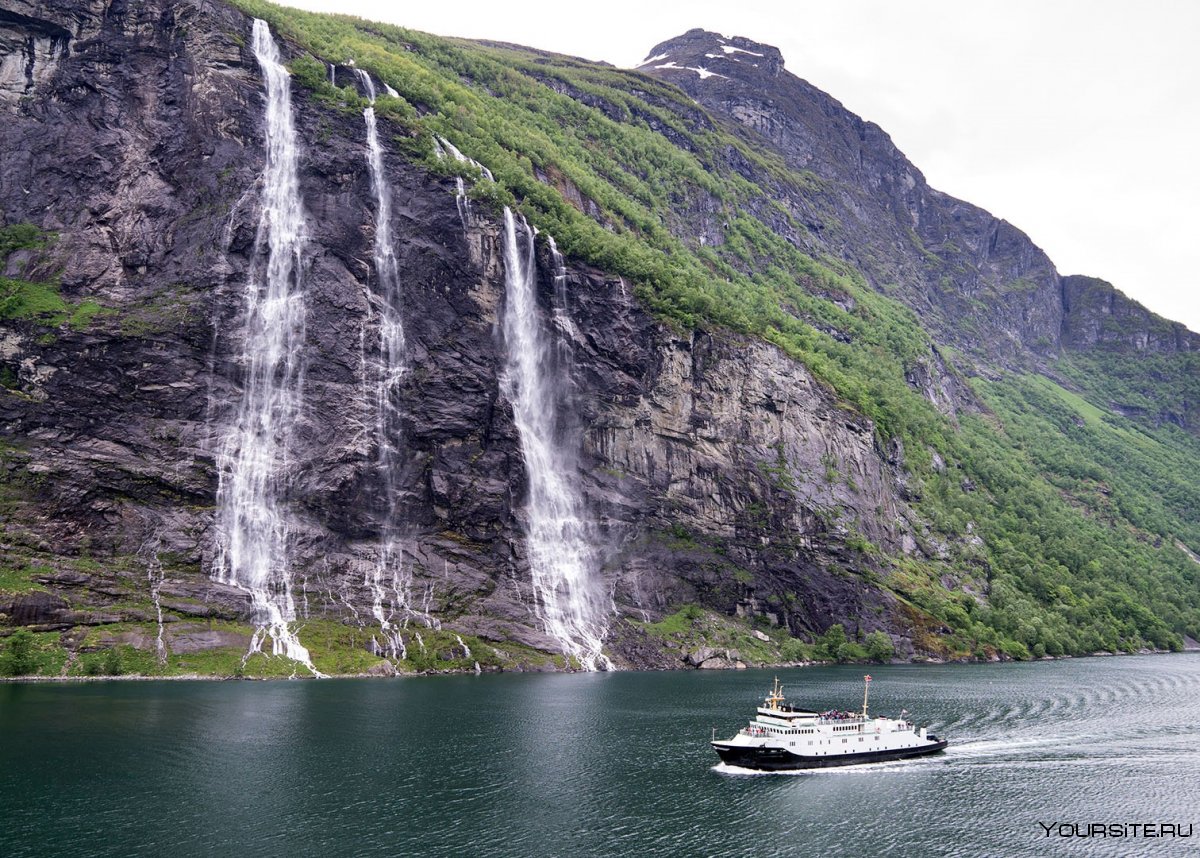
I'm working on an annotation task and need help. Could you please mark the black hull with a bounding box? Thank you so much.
[713,738,948,771]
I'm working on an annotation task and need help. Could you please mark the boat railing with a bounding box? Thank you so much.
[740,718,914,735]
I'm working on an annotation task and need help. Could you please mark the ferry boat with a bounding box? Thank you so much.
[711,675,947,771]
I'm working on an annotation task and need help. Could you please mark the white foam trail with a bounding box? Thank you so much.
[455,634,472,659]
[214,19,320,676]
[500,208,612,671]
[140,532,168,667]
[434,135,492,227]
[545,235,578,342]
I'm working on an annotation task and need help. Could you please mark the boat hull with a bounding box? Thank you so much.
[712,737,948,771]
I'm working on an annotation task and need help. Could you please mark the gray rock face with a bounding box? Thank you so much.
[639,30,1063,367]
[1061,275,1199,355]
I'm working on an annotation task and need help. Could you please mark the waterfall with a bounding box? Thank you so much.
[455,634,472,659]
[435,135,492,227]
[500,208,612,671]
[355,68,420,660]
[214,19,320,676]
[140,531,168,668]
[545,235,578,344]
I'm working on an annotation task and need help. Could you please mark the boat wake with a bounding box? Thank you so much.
[711,757,943,777]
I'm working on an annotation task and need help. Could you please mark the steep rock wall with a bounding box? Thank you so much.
[0,0,920,664]
[639,30,1065,366]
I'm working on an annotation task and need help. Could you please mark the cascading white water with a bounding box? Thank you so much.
[140,532,168,667]
[455,634,472,659]
[435,135,492,227]
[500,208,612,671]
[545,235,579,343]
[214,19,320,676]
[354,67,414,661]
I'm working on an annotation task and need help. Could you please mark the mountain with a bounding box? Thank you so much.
[0,0,1197,678]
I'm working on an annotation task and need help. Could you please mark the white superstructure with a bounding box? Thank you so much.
[712,676,947,770]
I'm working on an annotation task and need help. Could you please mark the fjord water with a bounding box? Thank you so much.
[3,656,1198,857]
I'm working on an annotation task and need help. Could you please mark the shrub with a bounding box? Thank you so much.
[864,630,895,663]
[817,623,847,659]
[835,642,869,663]
[1,628,37,676]
[102,647,124,676]
[779,638,813,662]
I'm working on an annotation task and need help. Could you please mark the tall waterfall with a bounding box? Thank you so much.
[354,68,412,660]
[214,19,319,675]
[500,208,611,671]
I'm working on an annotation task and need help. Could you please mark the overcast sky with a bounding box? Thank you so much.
[278,0,1200,332]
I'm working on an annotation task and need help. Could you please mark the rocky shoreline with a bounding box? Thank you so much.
[2,646,1186,684]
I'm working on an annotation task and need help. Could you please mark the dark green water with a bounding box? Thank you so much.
[3,654,1198,857]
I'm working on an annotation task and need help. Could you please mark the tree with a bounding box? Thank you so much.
[817,624,847,659]
[835,642,869,663]
[1,629,37,676]
[102,647,124,676]
[865,630,895,663]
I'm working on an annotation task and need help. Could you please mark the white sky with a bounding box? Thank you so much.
[278,0,1200,332]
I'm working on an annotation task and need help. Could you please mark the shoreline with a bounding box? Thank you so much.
[0,646,1188,685]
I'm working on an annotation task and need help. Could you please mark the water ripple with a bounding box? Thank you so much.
[2,656,1199,857]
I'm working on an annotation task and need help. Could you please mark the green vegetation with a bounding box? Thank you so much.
[638,605,819,665]
[0,222,109,329]
[864,630,895,663]
[102,647,124,676]
[1057,349,1200,441]
[1,629,37,676]
[0,223,60,322]
[0,613,549,679]
[0,562,48,594]
[0,223,46,258]
[804,626,891,663]
[0,276,69,322]
[118,285,197,338]
[0,629,67,676]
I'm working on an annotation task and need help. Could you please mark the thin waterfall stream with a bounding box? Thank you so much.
[434,135,492,227]
[356,68,433,658]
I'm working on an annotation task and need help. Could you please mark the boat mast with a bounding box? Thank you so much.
[766,676,784,711]
[861,674,871,719]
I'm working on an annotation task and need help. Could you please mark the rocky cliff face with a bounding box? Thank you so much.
[638,29,1066,367]
[1061,275,1199,355]
[0,1,927,671]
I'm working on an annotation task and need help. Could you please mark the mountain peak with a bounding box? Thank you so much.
[636,28,784,79]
